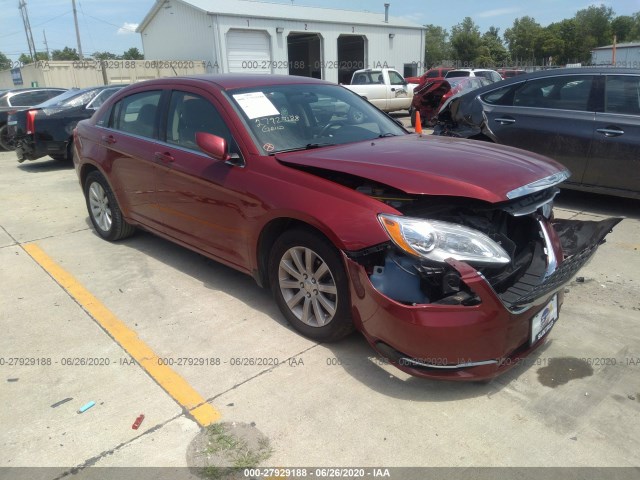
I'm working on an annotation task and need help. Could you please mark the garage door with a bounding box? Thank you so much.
[226,30,272,74]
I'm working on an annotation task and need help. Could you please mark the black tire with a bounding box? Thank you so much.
[84,171,135,241]
[50,139,73,161]
[409,107,417,128]
[268,228,353,342]
[0,125,14,151]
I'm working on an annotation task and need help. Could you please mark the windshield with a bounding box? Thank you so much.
[446,71,471,78]
[228,84,406,154]
[37,88,99,108]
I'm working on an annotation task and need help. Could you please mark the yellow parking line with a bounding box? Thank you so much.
[23,242,221,427]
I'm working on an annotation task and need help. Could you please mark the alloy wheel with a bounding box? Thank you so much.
[278,246,338,327]
[88,181,112,232]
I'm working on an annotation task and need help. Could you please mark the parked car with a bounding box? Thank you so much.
[405,66,454,84]
[445,68,503,83]
[434,67,640,199]
[410,77,492,127]
[497,68,527,79]
[73,74,620,381]
[0,87,67,150]
[344,68,417,113]
[9,85,125,163]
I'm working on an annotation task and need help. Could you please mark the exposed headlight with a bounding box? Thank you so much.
[378,214,511,265]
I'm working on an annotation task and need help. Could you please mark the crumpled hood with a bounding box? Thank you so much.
[276,135,568,203]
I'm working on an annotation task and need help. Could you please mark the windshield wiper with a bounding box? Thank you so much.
[305,142,335,149]
[378,133,399,138]
[270,143,335,155]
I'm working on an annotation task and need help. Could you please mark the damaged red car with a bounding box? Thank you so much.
[411,77,491,127]
[73,75,620,381]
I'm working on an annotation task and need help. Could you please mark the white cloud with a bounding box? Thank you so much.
[117,22,139,35]
[477,7,522,18]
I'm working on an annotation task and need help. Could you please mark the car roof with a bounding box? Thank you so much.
[129,74,333,91]
[448,68,497,73]
[2,87,66,95]
[454,66,640,101]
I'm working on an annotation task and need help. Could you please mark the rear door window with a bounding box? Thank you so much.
[112,90,162,138]
[481,84,521,105]
[513,75,595,111]
[605,75,640,115]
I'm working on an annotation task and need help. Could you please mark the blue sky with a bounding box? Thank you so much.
[1,0,639,62]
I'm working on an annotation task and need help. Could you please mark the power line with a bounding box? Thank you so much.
[80,11,137,32]
[0,11,71,39]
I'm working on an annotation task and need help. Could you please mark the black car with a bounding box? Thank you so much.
[0,87,67,150]
[434,67,640,199]
[9,85,124,162]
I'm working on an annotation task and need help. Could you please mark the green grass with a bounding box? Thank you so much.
[196,423,273,479]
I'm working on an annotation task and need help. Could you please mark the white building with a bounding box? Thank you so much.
[591,42,640,67]
[137,0,425,84]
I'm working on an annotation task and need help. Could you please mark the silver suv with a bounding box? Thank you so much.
[445,69,503,84]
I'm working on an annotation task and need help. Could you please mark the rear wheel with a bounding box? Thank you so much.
[0,125,14,151]
[269,228,353,342]
[84,171,135,241]
[51,139,73,161]
[409,107,417,127]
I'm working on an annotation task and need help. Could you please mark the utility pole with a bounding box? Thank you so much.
[43,30,50,60]
[71,0,84,60]
[18,0,37,62]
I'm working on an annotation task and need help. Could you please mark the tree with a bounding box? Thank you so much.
[51,47,80,61]
[574,4,614,49]
[450,17,482,64]
[122,47,143,60]
[92,51,119,60]
[480,27,509,66]
[18,52,48,64]
[423,24,450,68]
[0,52,11,70]
[611,15,637,42]
[504,16,544,63]
[634,12,640,40]
[546,19,582,64]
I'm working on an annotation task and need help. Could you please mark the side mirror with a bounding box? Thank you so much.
[195,131,243,166]
[196,131,230,161]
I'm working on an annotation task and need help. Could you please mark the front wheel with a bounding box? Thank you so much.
[84,171,135,241]
[269,228,353,342]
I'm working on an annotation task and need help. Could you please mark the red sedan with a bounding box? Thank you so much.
[73,75,620,381]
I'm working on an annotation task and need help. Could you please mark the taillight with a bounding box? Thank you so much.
[26,110,37,134]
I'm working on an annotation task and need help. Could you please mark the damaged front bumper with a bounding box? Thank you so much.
[344,216,621,381]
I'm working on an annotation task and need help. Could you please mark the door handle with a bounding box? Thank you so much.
[596,128,624,137]
[495,118,516,125]
[154,152,175,163]
[101,134,116,144]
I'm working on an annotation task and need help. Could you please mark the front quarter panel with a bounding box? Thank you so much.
[241,155,398,269]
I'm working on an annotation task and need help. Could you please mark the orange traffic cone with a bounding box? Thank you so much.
[415,111,423,136]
